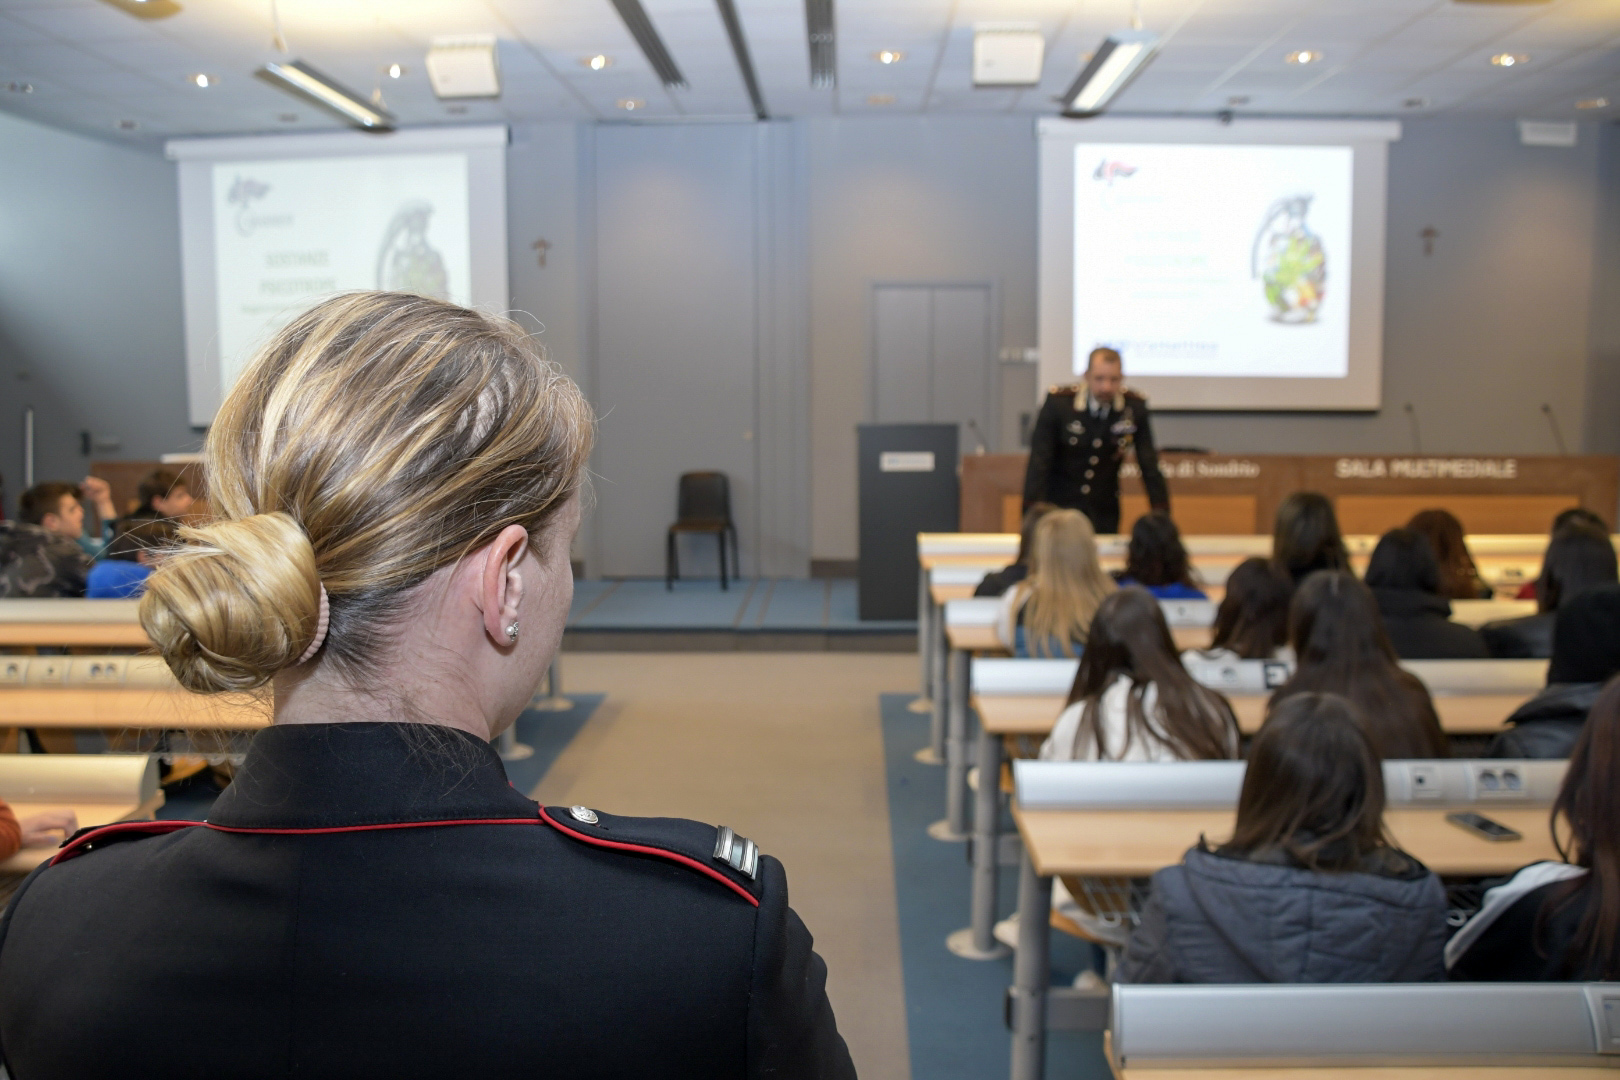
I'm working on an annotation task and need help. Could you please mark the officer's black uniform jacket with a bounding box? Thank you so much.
[0,723,856,1080]
[1022,387,1168,533]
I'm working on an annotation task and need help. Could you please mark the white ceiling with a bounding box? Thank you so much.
[0,0,1616,143]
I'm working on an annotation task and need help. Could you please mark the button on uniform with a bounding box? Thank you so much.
[569,805,599,825]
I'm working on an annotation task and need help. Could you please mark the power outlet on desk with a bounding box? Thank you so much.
[1407,765,1441,799]
[30,659,65,684]
[76,658,125,684]
[0,660,22,685]
[1470,763,1527,801]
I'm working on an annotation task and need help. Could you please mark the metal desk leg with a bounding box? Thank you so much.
[940,647,971,839]
[1009,852,1053,1080]
[948,720,1009,959]
[910,564,934,715]
[924,605,947,764]
[530,657,574,712]
[496,724,534,761]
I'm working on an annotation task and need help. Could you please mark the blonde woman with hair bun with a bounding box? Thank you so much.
[0,292,854,1080]
[996,509,1116,657]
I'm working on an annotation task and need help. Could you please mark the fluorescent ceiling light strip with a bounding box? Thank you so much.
[258,60,395,130]
[1073,41,1145,111]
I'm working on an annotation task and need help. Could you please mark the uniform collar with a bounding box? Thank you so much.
[207,722,538,830]
[1085,390,1114,416]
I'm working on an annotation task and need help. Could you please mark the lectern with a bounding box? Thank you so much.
[857,424,959,620]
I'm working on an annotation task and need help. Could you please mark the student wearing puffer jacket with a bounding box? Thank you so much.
[1118,692,1449,984]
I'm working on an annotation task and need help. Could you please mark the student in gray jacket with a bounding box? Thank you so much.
[1118,692,1449,983]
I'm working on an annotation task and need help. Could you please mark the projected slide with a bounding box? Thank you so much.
[210,152,471,385]
[1072,143,1353,380]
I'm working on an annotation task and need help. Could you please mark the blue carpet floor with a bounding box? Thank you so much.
[880,693,1109,1080]
[158,695,604,820]
[569,578,914,632]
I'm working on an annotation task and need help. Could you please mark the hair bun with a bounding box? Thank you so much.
[139,511,324,693]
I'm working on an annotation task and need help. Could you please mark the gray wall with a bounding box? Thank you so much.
[0,109,193,517]
[2,110,1615,562]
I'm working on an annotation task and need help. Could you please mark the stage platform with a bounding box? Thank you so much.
[563,578,917,652]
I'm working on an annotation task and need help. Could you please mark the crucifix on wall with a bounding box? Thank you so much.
[1421,227,1439,256]
[532,238,551,267]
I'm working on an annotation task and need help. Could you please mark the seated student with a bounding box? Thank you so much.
[1041,586,1240,762]
[1449,675,1620,981]
[1514,508,1609,600]
[1483,521,1618,660]
[1490,583,1620,759]
[1407,508,1491,600]
[996,509,1114,658]
[974,502,1056,597]
[121,468,196,526]
[1188,556,1293,664]
[1119,692,1448,983]
[1363,527,1489,660]
[1271,491,1350,587]
[1115,511,1206,599]
[86,519,177,599]
[0,483,94,597]
[1272,570,1449,760]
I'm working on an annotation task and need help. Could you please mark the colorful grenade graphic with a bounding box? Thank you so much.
[1251,194,1326,324]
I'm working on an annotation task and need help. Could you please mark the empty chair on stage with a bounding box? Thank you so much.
[665,471,740,591]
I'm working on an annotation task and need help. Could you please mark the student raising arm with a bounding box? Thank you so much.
[1119,692,1449,984]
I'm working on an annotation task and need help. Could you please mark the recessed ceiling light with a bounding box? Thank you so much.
[1226,95,1250,106]
[875,50,903,64]
[116,119,138,130]
[1576,96,1610,110]
[617,97,644,111]
[5,82,33,94]
[188,73,217,88]
[1490,53,1527,67]
[386,63,405,79]
[1285,50,1322,65]
[867,93,895,106]
[277,112,298,122]
[1403,97,1428,109]
[584,54,613,71]
[446,104,468,114]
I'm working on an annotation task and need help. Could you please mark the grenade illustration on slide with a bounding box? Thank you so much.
[1251,194,1326,324]
[375,201,450,300]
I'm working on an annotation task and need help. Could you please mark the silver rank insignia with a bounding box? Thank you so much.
[713,825,760,880]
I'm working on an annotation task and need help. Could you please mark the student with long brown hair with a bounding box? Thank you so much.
[1119,692,1449,983]
[1449,675,1620,980]
[996,508,1115,658]
[1193,556,1293,662]
[1271,492,1350,587]
[1407,508,1489,600]
[1271,570,1449,760]
[1042,586,1239,762]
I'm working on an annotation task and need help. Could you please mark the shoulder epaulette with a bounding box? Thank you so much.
[1047,384,1080,396]
[541,805,763,906]
[49,820,202,866]
[1124,386,1149,402]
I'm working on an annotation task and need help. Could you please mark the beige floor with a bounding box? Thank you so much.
[533,652,915,1080]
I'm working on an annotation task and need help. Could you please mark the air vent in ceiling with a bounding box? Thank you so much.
[806,0,836,89]
[609,0,687,89]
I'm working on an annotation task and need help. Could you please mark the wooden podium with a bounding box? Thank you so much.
[961,453,1619,536]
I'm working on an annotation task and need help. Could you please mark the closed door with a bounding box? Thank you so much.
[872,284,993,451]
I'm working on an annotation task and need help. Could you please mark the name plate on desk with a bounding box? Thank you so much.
[880,451,936,473]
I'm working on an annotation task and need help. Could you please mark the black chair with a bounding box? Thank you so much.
[666,472,739,590]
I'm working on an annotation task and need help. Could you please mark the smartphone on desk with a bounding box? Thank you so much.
[1446,811,1522,842]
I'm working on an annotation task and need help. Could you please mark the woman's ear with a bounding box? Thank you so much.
[479,524,532,647]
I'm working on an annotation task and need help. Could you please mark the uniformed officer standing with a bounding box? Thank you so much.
[1022,346,1169,534]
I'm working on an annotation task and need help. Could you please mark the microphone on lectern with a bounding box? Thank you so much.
[1542,403,1569,455]
[965,419,988,456]
[1403,403,1422,454]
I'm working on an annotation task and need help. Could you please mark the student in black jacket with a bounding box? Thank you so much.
[1481,522,1618,660]
[975,501,1056,597]
[0,293,854,1080]
[1450,674,1620,980]
[1362,528,1488,660]
[1490,583,1620,759]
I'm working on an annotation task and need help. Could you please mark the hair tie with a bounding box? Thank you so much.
[296,583,330,665]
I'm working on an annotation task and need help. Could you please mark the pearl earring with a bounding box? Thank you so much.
[504,622,520,642]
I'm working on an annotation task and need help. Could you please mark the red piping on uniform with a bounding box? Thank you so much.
[539,806,760,907]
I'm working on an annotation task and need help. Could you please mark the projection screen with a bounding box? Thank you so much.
[1038,117,1400,411]
[167,125,508,426]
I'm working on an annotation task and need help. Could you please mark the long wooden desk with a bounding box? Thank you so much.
[1009,803,1557,1080]
[0,688,269,730]
[0,599,151,648]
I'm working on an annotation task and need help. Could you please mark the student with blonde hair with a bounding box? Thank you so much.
[997,508,1115,657]
[0,292,854,1079]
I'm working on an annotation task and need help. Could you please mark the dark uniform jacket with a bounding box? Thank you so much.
[0,723,856,1080]
[1022,386,1168,533]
